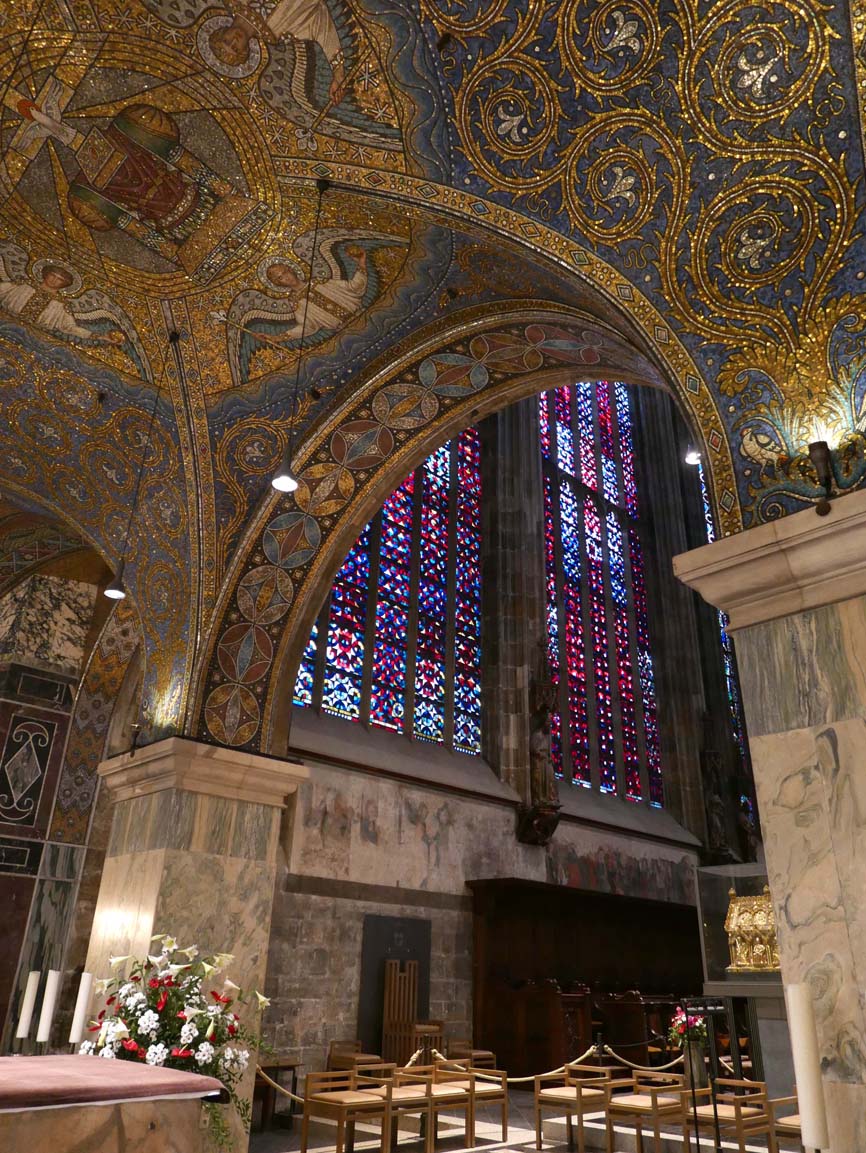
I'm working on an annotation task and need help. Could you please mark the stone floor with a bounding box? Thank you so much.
[249,1089,783,1153]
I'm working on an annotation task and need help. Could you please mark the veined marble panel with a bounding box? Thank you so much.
[85,849,167,983]
[735,600,866,737]
[751,718,866,1153]
[108,791,278,861]
[0,576,94,677]
[2,859,83,1051]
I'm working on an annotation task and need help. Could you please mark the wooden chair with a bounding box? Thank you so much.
[535,1067,611,1153]
[604,1071,684,1153]
[328,1039,383,1071]
[437,1060,508,1141]
[682,1078,778,1153]
[448,1038,497,1068]
[301,1066,394,1153]
[359,1065,474,1153]
[770,1094,802,1149]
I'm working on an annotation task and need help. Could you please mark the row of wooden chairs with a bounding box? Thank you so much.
[327,1039,497,1072]
[535,1064,800,1153]
[302,1062,508,1153]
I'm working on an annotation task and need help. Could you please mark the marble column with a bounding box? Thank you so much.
[675,487,866,1152]
[85,737,307,1148]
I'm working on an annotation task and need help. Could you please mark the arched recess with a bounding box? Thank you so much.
[49,598,144,1024]
[193,302,734,753]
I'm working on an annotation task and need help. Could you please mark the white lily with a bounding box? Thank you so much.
[222,979,241,997]
[150,933,166,943]
[163,937,178,952]
[108,955,129,969]
[147,954,164,968]
[200,962,216,978]
[94,979,111,996]
[212,953,234,970]
[254,991,271,1010]
[113,1021,130,1041]
[206,1019,216,1040]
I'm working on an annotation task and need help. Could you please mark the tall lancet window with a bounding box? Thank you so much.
[293,428,482,755]
[539,381,663,806]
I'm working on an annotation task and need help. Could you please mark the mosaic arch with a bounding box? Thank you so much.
[192,304,691,751]
[4,0,866,740]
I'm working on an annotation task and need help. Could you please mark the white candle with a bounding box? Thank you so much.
[68,972,94,1045]
[785,982,830,1151]
[36,970,61,1045]
[15,971,40,1039]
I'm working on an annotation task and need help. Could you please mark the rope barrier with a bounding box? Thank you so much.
[602,1045,684,1071]
[256,1065,307,1106]
[257,1043,684,1106]
[430,1047,597,1083]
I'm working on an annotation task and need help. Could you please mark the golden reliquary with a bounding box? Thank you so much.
[724,886,780,972]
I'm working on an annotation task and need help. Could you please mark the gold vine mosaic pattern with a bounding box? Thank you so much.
[421,0,866,523]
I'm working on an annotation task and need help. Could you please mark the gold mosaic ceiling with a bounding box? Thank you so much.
[1,0,865,746]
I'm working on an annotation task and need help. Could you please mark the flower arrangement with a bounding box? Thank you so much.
[79,934,270,1148]
[667,1005,708,1048]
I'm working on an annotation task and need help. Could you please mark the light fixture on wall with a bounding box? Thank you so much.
[271,177,329,494]
[808,440,834,516]
[103,334,174,600]
[684,445,701,466]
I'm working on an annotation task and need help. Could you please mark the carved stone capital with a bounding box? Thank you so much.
[97,736,308,807]
[673,486,866,630]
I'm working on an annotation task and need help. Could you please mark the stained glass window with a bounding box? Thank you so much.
[294,428,482,755]
[697,459,748,763]
[540,381,664,806]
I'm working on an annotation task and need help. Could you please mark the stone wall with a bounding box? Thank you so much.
[263,750,699,1074]
[266,880,472,1074]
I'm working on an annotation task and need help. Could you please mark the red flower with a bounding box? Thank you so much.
[137,1049,147,1061]
[131,975,141,983]
[156,989,169,1012]
[148,978,160,989]
[171,1048,194,1059]
[98,1010,105,1021]
[164,976,174,987]
[177,1011,187,1021]
[122,1039,139,1053]
[106,996,116,1007]
[88,1024,100,1032]
[210,991,231,1004]
[228,1025,237,1036]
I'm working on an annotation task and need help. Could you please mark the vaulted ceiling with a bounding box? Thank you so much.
[1,0,864,747]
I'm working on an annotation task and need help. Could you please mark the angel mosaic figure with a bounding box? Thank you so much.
[216,230,402,386]
[142,0,401,152]
[0,242,151,379]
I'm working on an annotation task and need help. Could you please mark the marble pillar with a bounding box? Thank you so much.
[85,738,307,1147]
[675,487,866,1152]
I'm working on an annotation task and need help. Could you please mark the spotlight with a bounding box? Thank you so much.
[271,444,298,493]
[684,445,701,466]
[104,559,126,600]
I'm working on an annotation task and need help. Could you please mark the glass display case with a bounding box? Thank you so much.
[696,862,778,984]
